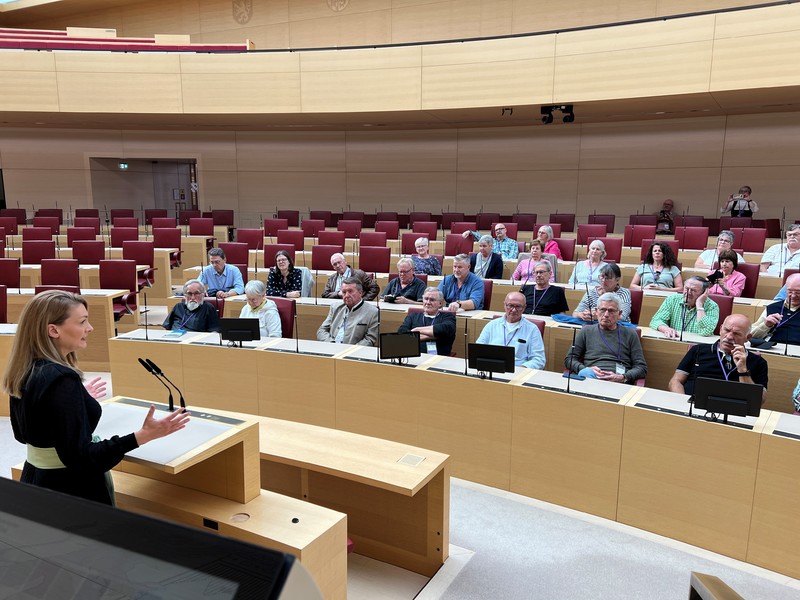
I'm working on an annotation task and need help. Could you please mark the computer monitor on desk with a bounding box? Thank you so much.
[468,343,515,380]
[219,317,260,347]
[380,331,421,364]
[693,377,762,424]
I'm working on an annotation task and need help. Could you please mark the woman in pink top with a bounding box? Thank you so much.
[512,240,555,283]
[708,249,747,297]
[537,225,562,260]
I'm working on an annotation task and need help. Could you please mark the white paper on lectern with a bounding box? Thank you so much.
[95,402,232,465]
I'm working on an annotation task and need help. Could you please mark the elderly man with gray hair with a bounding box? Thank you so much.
[565,292,647,384]
[469,235,504,279]
[380,257,426,304]
[398,287,457,355]
[239,280,282,338]
[317,276,379,346]
[163,279,220,332]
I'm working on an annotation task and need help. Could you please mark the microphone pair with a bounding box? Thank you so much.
[138,357,186,412]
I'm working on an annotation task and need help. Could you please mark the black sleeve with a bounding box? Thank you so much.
[433,313,457,341]
[555,288,570,313]
[750,356,769,389]
[206,303,221,332]
[676,345,699,373]
[489,254,504,279]
[162,305,178,329]
[398,314,415,334]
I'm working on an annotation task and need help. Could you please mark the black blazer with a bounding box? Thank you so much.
[470,252,504,279]
[398,311,457,356]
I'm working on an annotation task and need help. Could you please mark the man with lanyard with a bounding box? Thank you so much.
[750,273,800,346]
[521,260,569,316]
[564,292,647,383]
[669,314,768,404]
[760,224,800,275]
[322,253,380,301]
[316,277,379,346]
[397,288,456,355]
[650,276,720,338]
[461,223,519,260]
[381,257,425,304]
[438,253,484,312]
[469,235,504,279]
[197,248,245,299]
[476,291,545,369]
[163,279,220,332]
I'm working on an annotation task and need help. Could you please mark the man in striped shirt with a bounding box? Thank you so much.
[462,223,519,260]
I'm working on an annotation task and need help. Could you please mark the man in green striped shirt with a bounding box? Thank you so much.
[650,276,719,338]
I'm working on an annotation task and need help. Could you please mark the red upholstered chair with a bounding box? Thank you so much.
[628,214,658,226]
[0,285,6,323]
[122,241,157,290]
[151,217,177,229]
[264,218,289,236]
[337,220,362,238]
[32,216,60,234]
[445,233,474,256]
[311,245,342,271]
[450,222,477,235]
[22,227,54,241]
[178,209,201,225]
[0,236,4,257]
[99,259,138,321]
[276,210,300,227]
[476,213,500,230]
[740,228,767,253]
[576,223,608,245]
[75,208,100,219]
[35,208,63,224]
[412,221,439,241]
[522,316,546,338]
[549,213,576,232]
[276,229,305,252]
[710,293,734,336]
[441,212,465,230]
[0,208,27,225]
[309,210,333,227]
[41,259,80,288]
[719,216,752,231]
[588,214,616,233]
[482,279,494,311]
[491,222,519,240]
[374,221,400,239]
[359,231,388,247]
[144,209,168,225]
[301,219,326,238]
[553,238,575,261]
[409,211,432,225]
[388,273,428,286]
[263,244,296,268]
[268,296,297,338]
[512,214,538,231]
[152,228,183,268]
[72,240,106,265]
[113,217,139,228]
[640,239,679,261]
[674,215,704,228]
[588,237,622,263]
[401,232,424,254]
[110,227,138,248]
[628,289,643,324]
[0,216,19,236]
[236,228,265,251]
[22,240,55,264]
[623,224,657,248]
[232,264,249,284]
[783,268,799,285]
[218,242,249,266]
[66,227,97,246]
[189,217,215,252]
[762,218,781,239]
[359,246,391,273]
[342,211,364,224]
[73,217,100,234]
[318,230,346,248]
[431,254,444,272]
[0,258,21,288]
[674,226,709,250]
[211,209,234,226]
[376,211,399,223]
[109,209,135,221]
[35,285,81,295]
[204,297,225,319]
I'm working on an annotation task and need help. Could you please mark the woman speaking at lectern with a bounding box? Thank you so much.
[3,290,189,505]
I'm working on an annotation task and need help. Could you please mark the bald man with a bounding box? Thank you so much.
[669,314,768,403]
[750,273,800,346]
[475,291,545,369]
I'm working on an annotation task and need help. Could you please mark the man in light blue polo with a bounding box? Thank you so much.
[197,247,245,299]
[438,253,484,312]
[476,291,545,369]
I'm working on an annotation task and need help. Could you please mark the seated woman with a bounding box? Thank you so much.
[511,240,555,284]
[536,225,562,260]
[568,239,607,287]
[694,230,745,269]
[266,250,302,298]
[707,249,746,297]
[630,241,683,292]
[411,237,441,276]
[239,280,282,338]
[573,263,632,322]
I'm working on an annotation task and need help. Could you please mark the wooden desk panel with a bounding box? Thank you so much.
[108,337,188,401]
[181,343,261,415]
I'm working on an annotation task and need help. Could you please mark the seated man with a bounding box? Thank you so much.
[469,235,504,279]
[381,258,425,304]
[438,253,484,312]
[316,277,379,346]
[750,273,800,345]
[322,252,379,301]
[397,287,456,355]
[239,280,282,338]
[163,279,220,332]
[462,223,519,260]
[564,293,647,384]
[760,224,800,275]
[522,260,569,316]
[669,314,768,403]
[650,276,719,338]
[475,291,545,369]
[197,248,245,298]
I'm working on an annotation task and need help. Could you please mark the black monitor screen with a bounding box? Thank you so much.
[468,343,516,374]
[219,318,261,343]
[693,377,762,418]
[380,331,421,360]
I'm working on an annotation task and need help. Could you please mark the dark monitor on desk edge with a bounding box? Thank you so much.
[219,317,261,343]
[693,377,762,418]
[380,331,421,360]
[468,343,515,374]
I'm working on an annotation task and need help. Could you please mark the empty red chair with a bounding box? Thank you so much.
[301,219,325,238]
[109,209,135,221]
[512,214,538,231]
[409,211,432,225]
[553,238,575,261]
[376,211,399,223]
[374,221,400,239]
[144,208,168,225]
[66,227,97,246]
[674,226,709,250]
[318,230,346,248]
[0,208,27,225]
[112,217,139,228]
[122,241,157,290]
[740,228,768,253]
[309,210,333,227]
[359,246,391,273]
[72,240,106,265]
[710,293,735,336]
[674,215,704,227]
[41,259,80,288]
[268,296,297,338]
[719,216,752,231]
[576,223,608,245]
[152,228,183,268]
[110,227,139,247]
[151,217,177,229]
[412,221,439,241]
[35,285,81,295]
[264,218,289,237]
[0,258,21,288]
[342,211,364,224]
[22,227,53,241]
[35,208,63,224]
[482,280,494,311]
[276,229,305,252]
[445,234,474,256]
[450,222,477,235]
[629,214,658,226]
[237,228,264,251]
[74,208,100,219]
[0,284,6,322]
[211,209,234,226]
[623,225,657,247]
[629,289,644,325]
[189,218,215,252]
[264,244,296,269]
[588,214,616,233]
[311,245,343,271]
[32,216,60,234]
[359,231,388,247]
[276,210,300,227]
[337,220,362,238]
[178,209,202,225]
[22,240,56,265]
[74,217,100,234]
[0,216,18,236]
[99,259,138,321]
[441,212,465,230]
[549,213,576,232]
[476,213,500,231]
[218,242,249,266]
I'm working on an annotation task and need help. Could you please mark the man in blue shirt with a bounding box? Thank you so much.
[462,222,519,260]
[438,253,484,312]
[197,247,245,299]
[476,291,545,369]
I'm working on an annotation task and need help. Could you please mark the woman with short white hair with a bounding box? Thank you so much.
[240,280,282,338]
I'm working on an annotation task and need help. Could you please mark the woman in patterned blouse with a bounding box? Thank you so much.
[411,237,442,276]
[266,250,302,298]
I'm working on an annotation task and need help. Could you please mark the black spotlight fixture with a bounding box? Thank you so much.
[540,104,575,124]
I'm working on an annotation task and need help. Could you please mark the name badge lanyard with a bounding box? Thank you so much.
[597,324,623,361]
[715,343,737,381]
[774,304,800,330]
[503,323,522,347]
[177,309,195,330]
[532,286,549,312]
[647,264,662,285]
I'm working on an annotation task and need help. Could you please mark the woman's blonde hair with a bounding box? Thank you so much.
[2,290,86,397]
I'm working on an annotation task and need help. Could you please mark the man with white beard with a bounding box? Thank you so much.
[162,279,220,332]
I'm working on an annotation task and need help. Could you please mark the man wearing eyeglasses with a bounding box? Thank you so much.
[760,224,800,275]
[750,273,800,345]
[380,258,425,304]
[461,223,519,260]
[650,276,720,338]
[565,293,647,384]
[397,288,456,355]
[521,260,569,316]
[475,291,545,369]
[162,279,220,332]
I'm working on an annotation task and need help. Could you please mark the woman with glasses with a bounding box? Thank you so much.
[630,242,683,292]
[694,230,745,270]
[707,250,746,297]
[511,240,555,284]
[266,250,302,298]
[573,263,632,322]
[536,225,562,260]
[411,237,442,276]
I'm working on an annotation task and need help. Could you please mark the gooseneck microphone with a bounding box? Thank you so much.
[563,326,585,393]
[145,358,186,410]
[679,291,687,342]
[376,298,381,363]
[294,310,300,354]
[463,313,469,376]
[139,357,173,412]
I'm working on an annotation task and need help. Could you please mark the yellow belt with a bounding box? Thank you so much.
[26,444,65,469]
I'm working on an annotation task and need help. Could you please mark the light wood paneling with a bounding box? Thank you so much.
[289,8,392,48]
[346,172,457,209]
[179,52,298,74]
[235,131,346,172]
[457,126,581,171]
[182,72,302,113]
[302,66,422,112]
[346,129,457,172]
[718,166,800,217]
[391,0,488,45]
[58,72,183,113]
[120,130,237,170]
[0,129,122,170]
[512,0,656,35]
[121,0,201,36]
[3,168,91,206]
[711,29,800,92]
[456,170,579,215]
[198,170,240,209]
[722,113,800,167]
[288,0,391,22]
[0,52,58,112]
[236,171,348,210]
[712,2,800,38]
